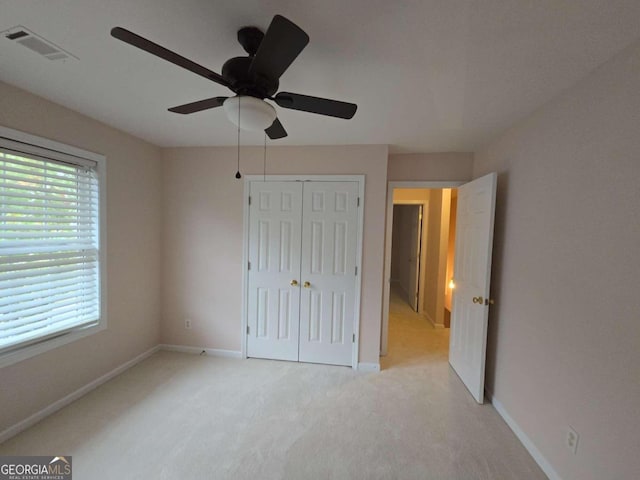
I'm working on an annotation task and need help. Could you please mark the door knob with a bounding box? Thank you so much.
[472,296,484,304]
[303,281,311,288]
[290,280,299,286]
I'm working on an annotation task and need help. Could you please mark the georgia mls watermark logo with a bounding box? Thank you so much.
[0,456,72,480]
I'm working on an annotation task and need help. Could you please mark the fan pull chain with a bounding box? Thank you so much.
[235,96,242,179]
[263,132,267,182]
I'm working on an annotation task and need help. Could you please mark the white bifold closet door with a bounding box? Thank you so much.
[247,181,359,366]
[247,182,303,362]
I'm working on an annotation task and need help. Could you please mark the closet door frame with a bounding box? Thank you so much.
[241,175,365,370]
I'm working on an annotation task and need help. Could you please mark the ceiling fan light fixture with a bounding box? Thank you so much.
[224,95,276,131]
[111,15,358,140]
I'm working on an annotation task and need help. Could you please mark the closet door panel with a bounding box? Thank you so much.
[299,182,359,366]
[247,182,303,361]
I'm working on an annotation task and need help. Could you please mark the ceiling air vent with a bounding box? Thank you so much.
[2,26,78,61]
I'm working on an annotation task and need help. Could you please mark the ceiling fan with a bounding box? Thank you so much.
[110,15,357,140]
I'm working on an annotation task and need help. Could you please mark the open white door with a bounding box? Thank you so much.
[449,172,497,403]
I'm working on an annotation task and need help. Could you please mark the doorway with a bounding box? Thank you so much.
[382,175,497,403]
[381,182,463,359]
[390,204,423,312]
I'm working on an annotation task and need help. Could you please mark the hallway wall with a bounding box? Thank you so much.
[444,193,458,312]
[422,190,452,327]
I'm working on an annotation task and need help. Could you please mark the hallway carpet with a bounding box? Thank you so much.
[0,296,546,479]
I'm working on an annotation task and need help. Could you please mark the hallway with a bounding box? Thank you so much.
[381,285,450,370]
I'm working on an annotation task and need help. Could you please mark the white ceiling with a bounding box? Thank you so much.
[1,0,639,153]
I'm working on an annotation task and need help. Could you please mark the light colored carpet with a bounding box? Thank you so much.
[0,291,546,479]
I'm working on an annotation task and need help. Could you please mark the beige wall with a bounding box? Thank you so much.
[423,190,450,326]
[0,82,163,433]
[393,189,430,203]
[388,152,473,181]
[444,193,457,311]
[161,145,388,364]
[474,40,640,480]
[436,189,451,322]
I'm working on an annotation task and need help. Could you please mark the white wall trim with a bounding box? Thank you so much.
[381,181,465,355]
[424,312,445,329]
[397,283,411,307]
[357,362,381,372]
[159,344,242,358]
[487,390,562,480]
[240,176,254,361]
[0,345,159,444]
[353,177,366,371]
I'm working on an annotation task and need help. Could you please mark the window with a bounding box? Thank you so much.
[0,126,105,366]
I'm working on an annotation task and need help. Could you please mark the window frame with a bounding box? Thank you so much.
[0,125,107,368]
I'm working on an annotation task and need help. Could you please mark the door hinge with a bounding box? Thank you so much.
[248,196,252,205]
[355,266,358,276]
[248,261,251,270]
[352,333,355,343]
[357,197,360,207]
[247,326,250,335]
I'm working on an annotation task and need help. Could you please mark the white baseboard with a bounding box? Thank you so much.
[399,284,411,304]
[357,362,381,372]
[487,390,562,480]
[160,344,242,359]
[0,345,160,444]
[424,312,445,329]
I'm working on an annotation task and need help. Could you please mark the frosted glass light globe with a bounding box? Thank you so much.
[224,96,277,131]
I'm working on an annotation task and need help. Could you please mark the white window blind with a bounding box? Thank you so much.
[0,143,100,354]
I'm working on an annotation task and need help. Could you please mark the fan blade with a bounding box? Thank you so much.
[265,118,287,139]
[248,15,309,81]
[274,92,357,119]
[168,96,228,114]
[111,27,229,88]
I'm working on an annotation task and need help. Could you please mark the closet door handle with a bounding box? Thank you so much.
[303,281,311,288]
[290,280,299,286]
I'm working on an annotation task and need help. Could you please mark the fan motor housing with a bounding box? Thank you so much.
[222,56,279,98]
[237,26,263,56]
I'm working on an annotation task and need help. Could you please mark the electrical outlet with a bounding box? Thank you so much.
[566,426,579,454]
[185,319,192,329]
